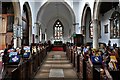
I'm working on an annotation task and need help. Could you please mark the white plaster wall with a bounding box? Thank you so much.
[65,0,73,8]
[24,0,94,41]
[18,0,119,46]
[46,17,70,42]
[30,0,74,38]
[73,2,80,34]
[19,0,86,43]
[24,0,75,43]
[36,2,75,43]
[78,0,120,47]
[100,8,120,47]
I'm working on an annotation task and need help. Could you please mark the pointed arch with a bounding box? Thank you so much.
[81,3,92,43]
[22,2,32,45]
[81,3,91,26]
[36,1,75,42]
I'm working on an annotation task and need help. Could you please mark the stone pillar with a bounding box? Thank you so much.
[13,25,22,48]
[109,18,113,38]
[13,24,17,48]
[13,16,22,48]
[40,29,42,42]
[18,25,22,47]
[14,38,17,48]
[45,32,47,42]
[34,23,40,43]
[92,19,98,49]
[17,37,21,48]
[81,25,86,43]
[45,28,47,42]
[29,24,32,45]
[34,23,37,43]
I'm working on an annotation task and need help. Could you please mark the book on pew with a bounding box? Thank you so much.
[9,55,20,65]
[9,52,18,57]
[91,56,102,65]
[23,52,30,58]
[23,46,30,52]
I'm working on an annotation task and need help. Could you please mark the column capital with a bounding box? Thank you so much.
[81,25,86,30]
[91,19,99,24]
[81,25,85,27]
[109,18,113,21]
[34,22,41,26]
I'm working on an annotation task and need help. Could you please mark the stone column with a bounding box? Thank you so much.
[34,22,40,43]
[92,19,98,49]
[81,25,86,43]
[13,24,17,48]
[13,16,22,48]
[40,29,42,42]
[17,25,22,47]
[109,18,113,38]
[14,38,17,48]
[13,25,21,48]
[45,28,47,42]
[29,24,32,45]
[17,37,21,48]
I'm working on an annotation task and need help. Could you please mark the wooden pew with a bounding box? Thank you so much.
[86,58,93,80]
[78,54,84,80]
[103,68,113,80]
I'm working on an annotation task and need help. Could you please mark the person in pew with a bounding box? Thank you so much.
[44,41,47,47]
[103,51,110,68]
[16,48,20,54]
[20,46,26,58]
[111,48,119,59]
[108,40,111,47]
[2,49,9,65]
[90,49,103,65]
[2,45,13,65]
[87,47,93,58]
[83,46,90,61]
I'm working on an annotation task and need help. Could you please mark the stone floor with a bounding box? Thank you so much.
[34,51,79,80]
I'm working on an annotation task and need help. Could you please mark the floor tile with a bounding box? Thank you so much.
[49,69,64,77]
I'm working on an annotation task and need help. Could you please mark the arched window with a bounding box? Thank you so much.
[110,11,120,38]
[53,20,63,40]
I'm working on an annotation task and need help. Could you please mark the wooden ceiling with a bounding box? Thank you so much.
[2,2,14,14]
[100,2,119,14]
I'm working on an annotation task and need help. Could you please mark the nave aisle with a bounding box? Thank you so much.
[34,51,79,80]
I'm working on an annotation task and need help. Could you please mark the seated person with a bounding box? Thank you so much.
[102,51,110,68]
[2,49,9,64]
[23,52,30,58]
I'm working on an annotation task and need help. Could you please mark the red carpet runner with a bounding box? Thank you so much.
[52,47,63,51]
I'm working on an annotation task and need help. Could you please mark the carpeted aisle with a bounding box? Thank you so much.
[52,47,63,51]
[34,51,79,80]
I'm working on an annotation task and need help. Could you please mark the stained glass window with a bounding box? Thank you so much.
[53,20,63,40]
